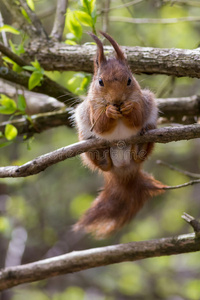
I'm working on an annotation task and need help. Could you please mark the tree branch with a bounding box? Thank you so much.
[50,0,68,41]
[23,41,200,78]
[0,108,72,136]
[157,160,200,179]
[0,65,78,106]
[0,94,199,136]
[0,124,200,178]
[110,16,200,24]
[0,231,199,291]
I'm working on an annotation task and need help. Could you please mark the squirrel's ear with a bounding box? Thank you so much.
[100,31,126,61]
[88,32,106,71]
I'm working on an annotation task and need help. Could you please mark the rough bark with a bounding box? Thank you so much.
[23,41,200,78]
[0,124,200,178]
[0,232,199,291]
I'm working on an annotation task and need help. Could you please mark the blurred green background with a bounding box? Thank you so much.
[1,0,200,299]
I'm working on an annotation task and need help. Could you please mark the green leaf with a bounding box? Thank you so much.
[9,40,17,54]
[74,11,93,27]
[2,57,15,65]
[0,95,17,114]
[0,25,20,35]
[17,95,26,111]
[26,0,35,10]
[21,7,31,23]
[81,0,96,14]
[66,9,82,40]
[12,63,22,73]
[9,40,25,56]
[23,66,37,72]
[28,71,43,90]
[31,59,42,71]
[5,124,18,141]
[65,40,77,45]
[0,131,3,138]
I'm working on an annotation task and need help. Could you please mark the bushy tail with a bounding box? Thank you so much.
[73,170,166,239]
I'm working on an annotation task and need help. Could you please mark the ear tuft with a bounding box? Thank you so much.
[100,31,126,61]
[88,32,106,70]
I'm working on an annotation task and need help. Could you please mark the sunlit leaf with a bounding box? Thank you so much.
[0,25,20,35]
[75,11,93,27]
[31,59,42,71]
[80,0,96,14]
[0,95,17,114]
[66,9,82,40]
[21,7,31,23]
[28,71,43,90]
[2,57,15,64]
[5,124,18,141]
[26,0,35,10]
[23,65,37,72]
[65,40,77,45]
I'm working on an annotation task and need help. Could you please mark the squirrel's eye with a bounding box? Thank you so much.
[99,78,104,86]
[127,78,131,86]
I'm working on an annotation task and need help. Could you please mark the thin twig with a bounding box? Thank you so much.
[99,0,143,13]
[90,108,106,132]
[110,16,200,24]
[163,0,200,7]
[0,231,199,291]
[163,179,200,190]
[51,0,68,41]
[102,0,111,32]
[0,124,200,178]
[18,0,48,39]
[182,213,200,233]
[0,12,8,47]
[157,160,200,179]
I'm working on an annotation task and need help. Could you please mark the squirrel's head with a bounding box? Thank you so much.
[89,32,141,105]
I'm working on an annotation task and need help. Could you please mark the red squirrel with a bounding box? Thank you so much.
[74,32,166,238]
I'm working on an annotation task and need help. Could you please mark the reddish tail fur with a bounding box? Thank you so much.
[74,169,166,238]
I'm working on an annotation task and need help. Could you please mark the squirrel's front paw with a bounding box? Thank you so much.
[106,105,122,119]
[120,101,135,116]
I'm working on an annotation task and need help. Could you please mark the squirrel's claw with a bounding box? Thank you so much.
[106,104,122,119]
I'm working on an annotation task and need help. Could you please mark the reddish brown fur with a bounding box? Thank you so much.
[74,32,166,238]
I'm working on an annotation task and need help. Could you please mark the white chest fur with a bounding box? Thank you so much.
[95,120,140,168]
[96,119,140,141]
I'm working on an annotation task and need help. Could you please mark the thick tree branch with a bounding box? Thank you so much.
[23,41,200,78]
[0,124,200,178]
[0,231,199,291]
[51,0,68,41]
[0,108,72,136]
[0,66,78,106]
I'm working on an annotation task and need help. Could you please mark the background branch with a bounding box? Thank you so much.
[1,0,45,38]
[0,231,199,291]
[110,16,200,24]
[51,0,68,41]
